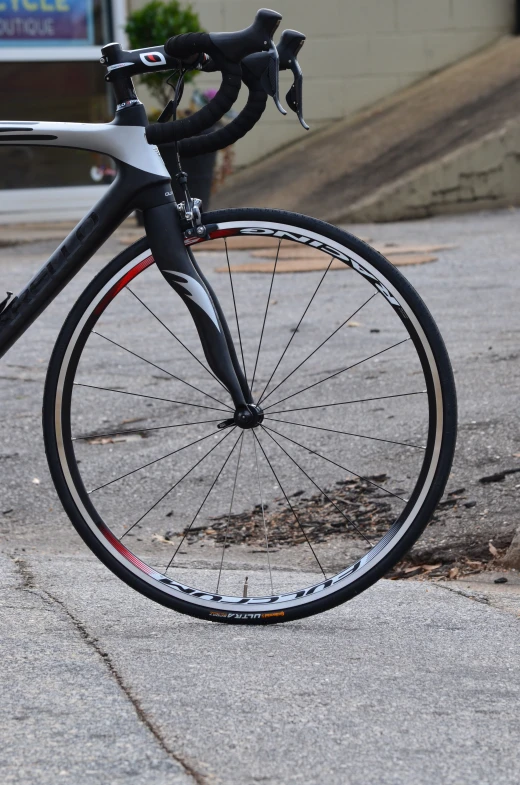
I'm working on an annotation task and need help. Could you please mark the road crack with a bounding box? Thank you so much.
[433,581,520,619]
[11,556,209,785]
[433,581,490,606]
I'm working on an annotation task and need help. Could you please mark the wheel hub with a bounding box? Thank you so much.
[218,404,264,430]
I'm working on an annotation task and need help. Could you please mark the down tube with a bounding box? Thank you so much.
[0,170,170,359]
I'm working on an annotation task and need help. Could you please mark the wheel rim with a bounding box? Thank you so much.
[53,218,445,616]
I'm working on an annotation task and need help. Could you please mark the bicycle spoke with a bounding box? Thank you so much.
[73,418,221,442]
[90,428,222,493]
[92,330,232,410]
[263,338,411,411]
[121,427,237,540]
[254,430,326,578]
[257,257,333,403]
[260,426,372,546]
[74,383,230,412]
[165,430,242,571]
[260,293,376,405]
[263,423,408,503]
[127,285,228,393]
[52,196,456,622]
[216,432,245,594]
[268,390,427,415]
[265,416,425,449]
[225,238,248,385]
[252,431,274,594]
[250,240,281,395]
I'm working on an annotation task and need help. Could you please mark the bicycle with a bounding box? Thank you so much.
[0,9,457,624]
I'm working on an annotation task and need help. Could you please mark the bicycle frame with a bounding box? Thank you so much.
[0,100,252,412]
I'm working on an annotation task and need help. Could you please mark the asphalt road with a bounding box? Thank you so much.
[1,208,519,784]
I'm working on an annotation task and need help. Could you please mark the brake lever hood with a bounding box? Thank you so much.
[242,43,286,115]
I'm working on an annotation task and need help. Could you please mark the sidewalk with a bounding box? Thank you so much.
[0,185,143,248]
[0,207,519,784]
[0,185,109,225]
[2,550,519,785]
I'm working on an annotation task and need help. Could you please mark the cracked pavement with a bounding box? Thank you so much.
[0,208,519,784]
[3,551,520,785]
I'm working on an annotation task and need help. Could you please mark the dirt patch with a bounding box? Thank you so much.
[176,475,395,549]
[215,254,437,274]
[159,476,517,581]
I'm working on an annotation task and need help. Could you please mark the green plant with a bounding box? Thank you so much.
[125,0,203,107]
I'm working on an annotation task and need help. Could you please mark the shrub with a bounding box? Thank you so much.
[125,0,203,106]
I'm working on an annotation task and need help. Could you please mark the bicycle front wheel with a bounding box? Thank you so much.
[43,208,456,623]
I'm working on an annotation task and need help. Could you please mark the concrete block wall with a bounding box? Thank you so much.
[127,0,515,166]
[342,117,520,222]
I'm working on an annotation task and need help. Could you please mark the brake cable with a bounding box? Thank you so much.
[157,66,201,227]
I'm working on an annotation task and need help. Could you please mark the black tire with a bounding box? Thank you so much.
[43,208,457,624]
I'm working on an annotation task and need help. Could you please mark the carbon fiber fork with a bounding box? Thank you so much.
[143,202,252,411]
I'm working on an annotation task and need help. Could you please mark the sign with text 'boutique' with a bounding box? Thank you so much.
[0,0,94,46]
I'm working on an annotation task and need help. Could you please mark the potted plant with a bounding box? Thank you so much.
[125,0,220,210]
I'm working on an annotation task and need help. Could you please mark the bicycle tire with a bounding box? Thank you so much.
[43,208,457,624]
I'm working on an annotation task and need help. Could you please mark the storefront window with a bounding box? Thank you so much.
[0,0,116,188]
[0,60,112,188]
[0,0,112,48]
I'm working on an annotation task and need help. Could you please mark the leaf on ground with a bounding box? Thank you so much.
[88,433,145,445]
[488,541,499,558]
[152,533,173,545]
[400,566,423,578]
[448,566,460,579]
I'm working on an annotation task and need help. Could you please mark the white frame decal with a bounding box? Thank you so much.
[0,120,169,176]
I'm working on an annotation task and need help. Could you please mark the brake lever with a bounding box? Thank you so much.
[277,29,309,130]
[156,69,188,124]
[157,100,175,123]
[242,41,286,115]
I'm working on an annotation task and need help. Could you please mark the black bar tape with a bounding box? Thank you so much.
[164,31,213,60]
[175,88,268,157]
[145,58,242,146]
